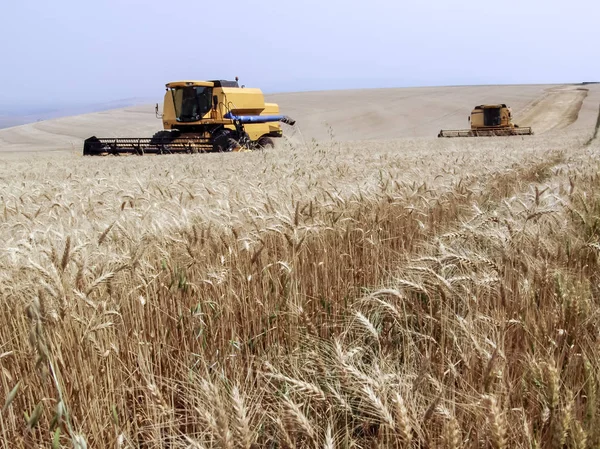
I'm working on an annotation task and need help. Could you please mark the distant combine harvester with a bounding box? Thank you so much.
[438,104,533,138]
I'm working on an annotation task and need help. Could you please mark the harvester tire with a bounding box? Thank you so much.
[212,129,238,152]
[149,130,178,153]
[257,136,275,149]
[149,130,176,144]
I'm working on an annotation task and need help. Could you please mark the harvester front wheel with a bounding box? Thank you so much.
[149,130,178,153]
[150,130,177,143]
[257,136,275,149]
[212,129,238,152]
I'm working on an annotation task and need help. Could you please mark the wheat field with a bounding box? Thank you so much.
[1,85,600,449]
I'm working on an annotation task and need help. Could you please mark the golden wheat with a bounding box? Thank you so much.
[0,133,599,448]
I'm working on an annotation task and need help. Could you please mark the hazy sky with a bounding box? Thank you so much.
[2,0,598,108]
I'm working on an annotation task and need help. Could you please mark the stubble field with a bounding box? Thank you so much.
[1,84,600,448]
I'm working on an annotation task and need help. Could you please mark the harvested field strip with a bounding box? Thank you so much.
[585,103,600,146]
[516,87,589,134]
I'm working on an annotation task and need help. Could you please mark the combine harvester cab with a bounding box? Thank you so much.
[438,104,533,138]
[83,78,296,156]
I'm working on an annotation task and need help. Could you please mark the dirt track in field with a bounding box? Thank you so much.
[515,86,589,134]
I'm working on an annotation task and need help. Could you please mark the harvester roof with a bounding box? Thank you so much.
[166,81,214,88]
[165,80,240,88]
[474,104,507,109]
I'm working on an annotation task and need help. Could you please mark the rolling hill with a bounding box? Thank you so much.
[1,83,598,154]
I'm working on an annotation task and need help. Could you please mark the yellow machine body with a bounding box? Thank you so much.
[82,78,295,155]
[161,80,283,141]
[438,103,533,138]
[469,104,513,129]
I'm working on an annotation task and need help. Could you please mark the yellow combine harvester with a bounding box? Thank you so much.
[83,78,295,155]
[438,104,533,138]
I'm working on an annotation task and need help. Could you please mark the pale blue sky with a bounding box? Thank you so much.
[2,0,598,109]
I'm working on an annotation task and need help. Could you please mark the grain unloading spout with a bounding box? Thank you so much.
[223,112,296,126]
